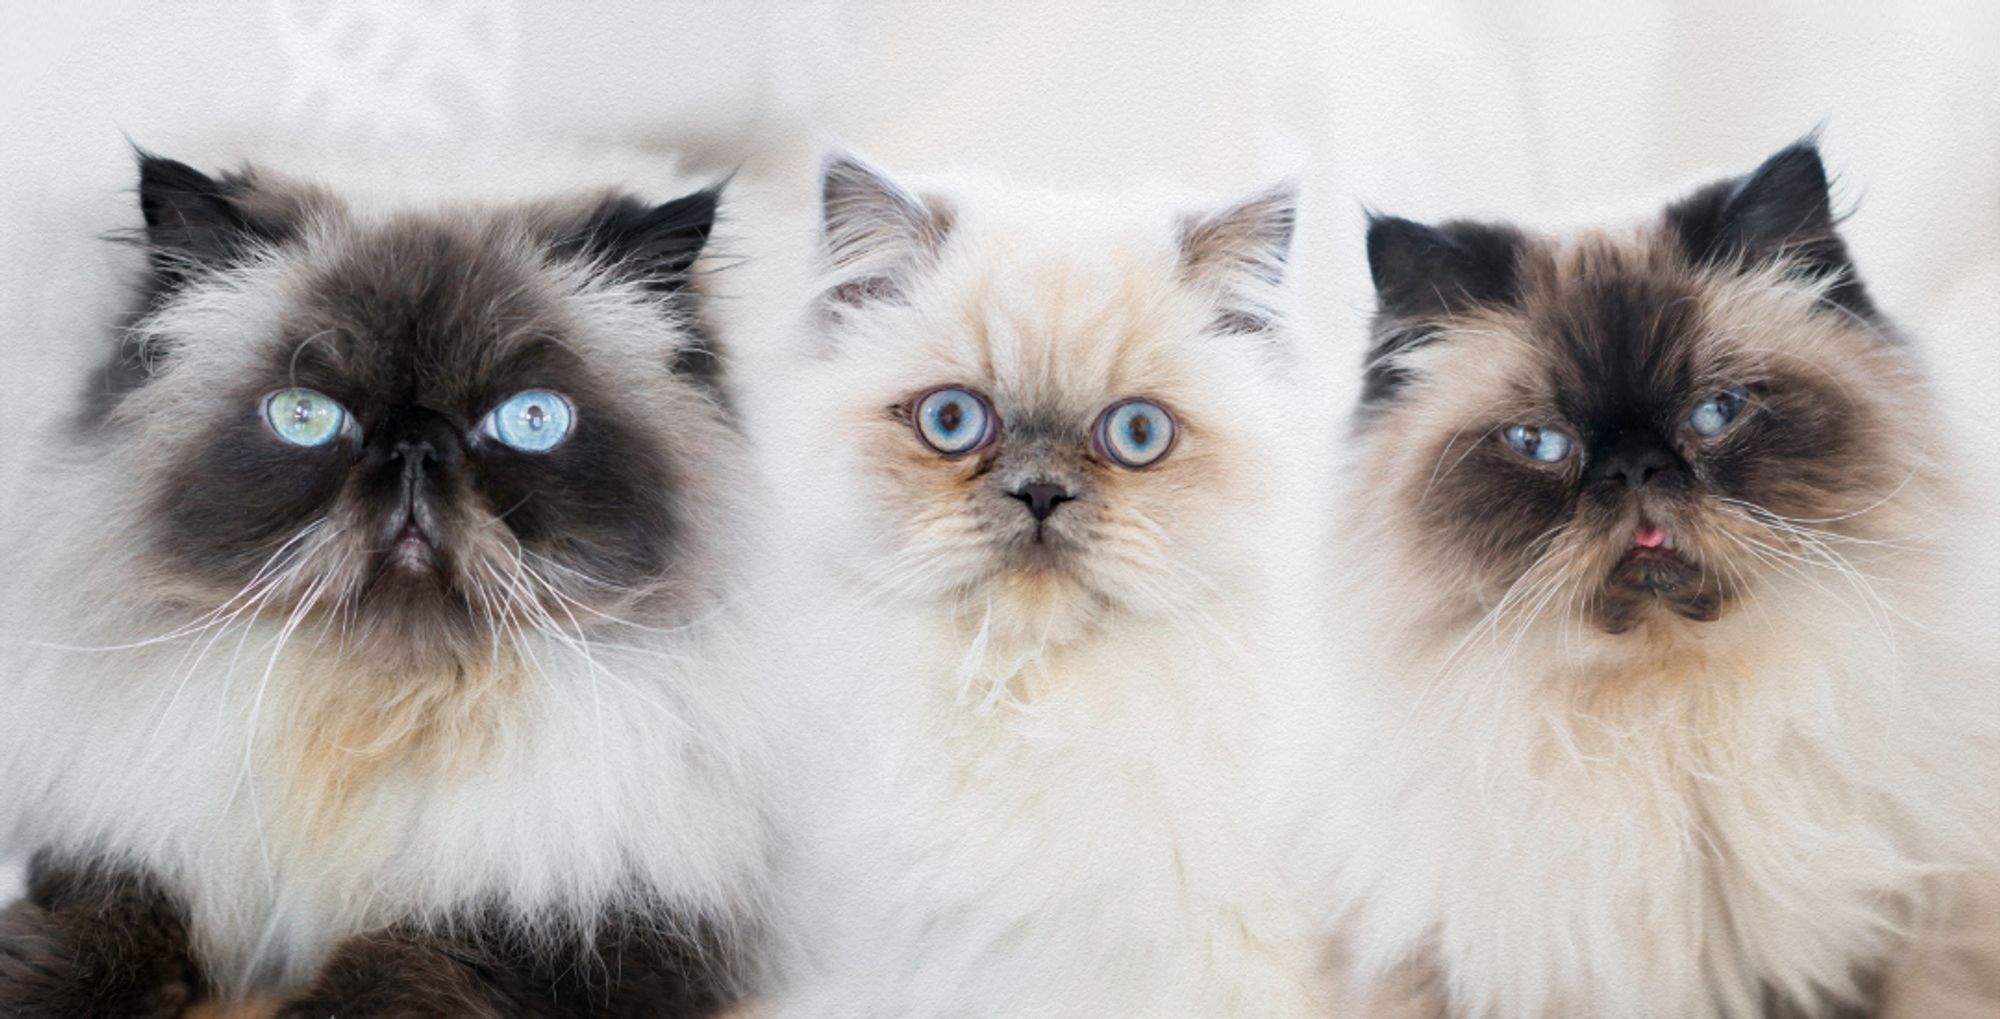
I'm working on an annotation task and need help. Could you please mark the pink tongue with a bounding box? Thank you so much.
[1634,525,1667,548]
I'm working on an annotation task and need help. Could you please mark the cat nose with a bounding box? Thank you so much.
[1011,480,1075,522]
[1585,431,1680,489]
[393,438,437,465]
[376,411,466,475]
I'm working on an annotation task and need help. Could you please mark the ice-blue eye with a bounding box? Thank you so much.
[1688,387,1750,437]
[914,387,995,456]
[263,388,348,448]
[1095,399,1177,469]
[1502,424,1574,464]
[482,389,575,453]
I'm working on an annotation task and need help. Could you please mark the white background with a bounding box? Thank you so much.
[2,0,1996,893]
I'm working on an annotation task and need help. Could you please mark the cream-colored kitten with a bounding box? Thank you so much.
[744,153,1324,1016]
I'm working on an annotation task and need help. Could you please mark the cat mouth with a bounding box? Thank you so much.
[1612,522,1693,585]
[387,515,440,573]
[1597,521,1723,630]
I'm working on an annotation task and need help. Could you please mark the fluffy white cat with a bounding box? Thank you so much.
[742,153,1326,1017]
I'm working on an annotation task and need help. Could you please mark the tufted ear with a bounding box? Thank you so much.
[1177,181,1298,335]
[552,184,726,387]
[1663,139,1873,316]
[1359,214,1525,404]
[136,150,295,297]
[555,185,721,294]
[1364,214,1524,322]
[818,151,953,311]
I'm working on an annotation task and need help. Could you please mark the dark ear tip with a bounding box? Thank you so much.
[1751,139,1830,187]
[1364,214,1438,258]
[134,149,206,189]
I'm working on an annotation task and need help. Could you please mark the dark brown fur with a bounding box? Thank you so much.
[0,856,204,1019]
[0,856,738,1019]
[274,911,737,1019]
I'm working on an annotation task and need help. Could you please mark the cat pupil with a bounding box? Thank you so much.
[1129,414,1151,446]
[939,402,963,433]
[526,405,546,429]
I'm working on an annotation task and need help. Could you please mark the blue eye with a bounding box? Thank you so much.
[1688,387,1750,437]
[263,388,348,447]
[1502,424,1573,464]
[1095,399,1177,469]
[482,389,575,453]
[914,387,995,456]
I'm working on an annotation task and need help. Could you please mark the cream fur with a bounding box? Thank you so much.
[743,164,1326,1016]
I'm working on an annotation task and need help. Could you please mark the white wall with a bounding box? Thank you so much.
[3,0,1996,895]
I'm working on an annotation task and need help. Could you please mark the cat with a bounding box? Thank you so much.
[1298,139,2000,1018]
[0,148,771,1017]
[742,152,1327,1016]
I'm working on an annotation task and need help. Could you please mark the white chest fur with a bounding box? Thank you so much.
[769,605,1323,1017]
[1317,603,1996,1019]
[1,618,771,995]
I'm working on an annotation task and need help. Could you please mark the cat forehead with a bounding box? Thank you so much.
[231,207,656,394]
[1439,233,1801,413]
[917,232,1203,399]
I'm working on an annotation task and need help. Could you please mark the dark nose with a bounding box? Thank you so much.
[371,410,465,479]
[1011,481,1075,522]
[1585,430,1681,489]
[394,438,437,467]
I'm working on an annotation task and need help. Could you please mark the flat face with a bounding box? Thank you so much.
[829,224,1273,629]
[139,211,710,667]
[1365,233,1908,635]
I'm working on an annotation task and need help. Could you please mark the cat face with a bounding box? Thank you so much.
[112,153,736,668]
[1356,142,1925,635]
[798,156,1295,628]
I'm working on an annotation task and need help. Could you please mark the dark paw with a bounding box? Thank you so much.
[273,934,507,1019]
[0,898,193,1018]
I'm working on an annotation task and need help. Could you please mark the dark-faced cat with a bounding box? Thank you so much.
[0,150,768,1016]
[1304,141,2000,1018]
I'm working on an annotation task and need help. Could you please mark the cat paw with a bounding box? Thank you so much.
[273,935,508,1019]
[0,897,194,1019]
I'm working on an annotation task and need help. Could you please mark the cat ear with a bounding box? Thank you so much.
[136,150,292,295]
[1360,215,1524,404]
[1664,139,1873,315]
[818,151,953,310]
[557,185,721,293]
[1177,181,1298,335]
[1364,214,1524,321]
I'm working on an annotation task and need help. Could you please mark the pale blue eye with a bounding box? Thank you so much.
[1688,387,1750,437]
[1096,399,1177,468]
[483,389,575,453]
[263,388,347,447]
[1503,424,1573,464]
[915,387,994,456]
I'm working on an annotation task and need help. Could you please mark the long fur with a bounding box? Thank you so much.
[745,158,1326,1016]
[0,150,774,1001]
[1291,173,2000,1017]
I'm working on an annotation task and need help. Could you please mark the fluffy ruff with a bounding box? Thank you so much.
[746,163,1324,1016]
